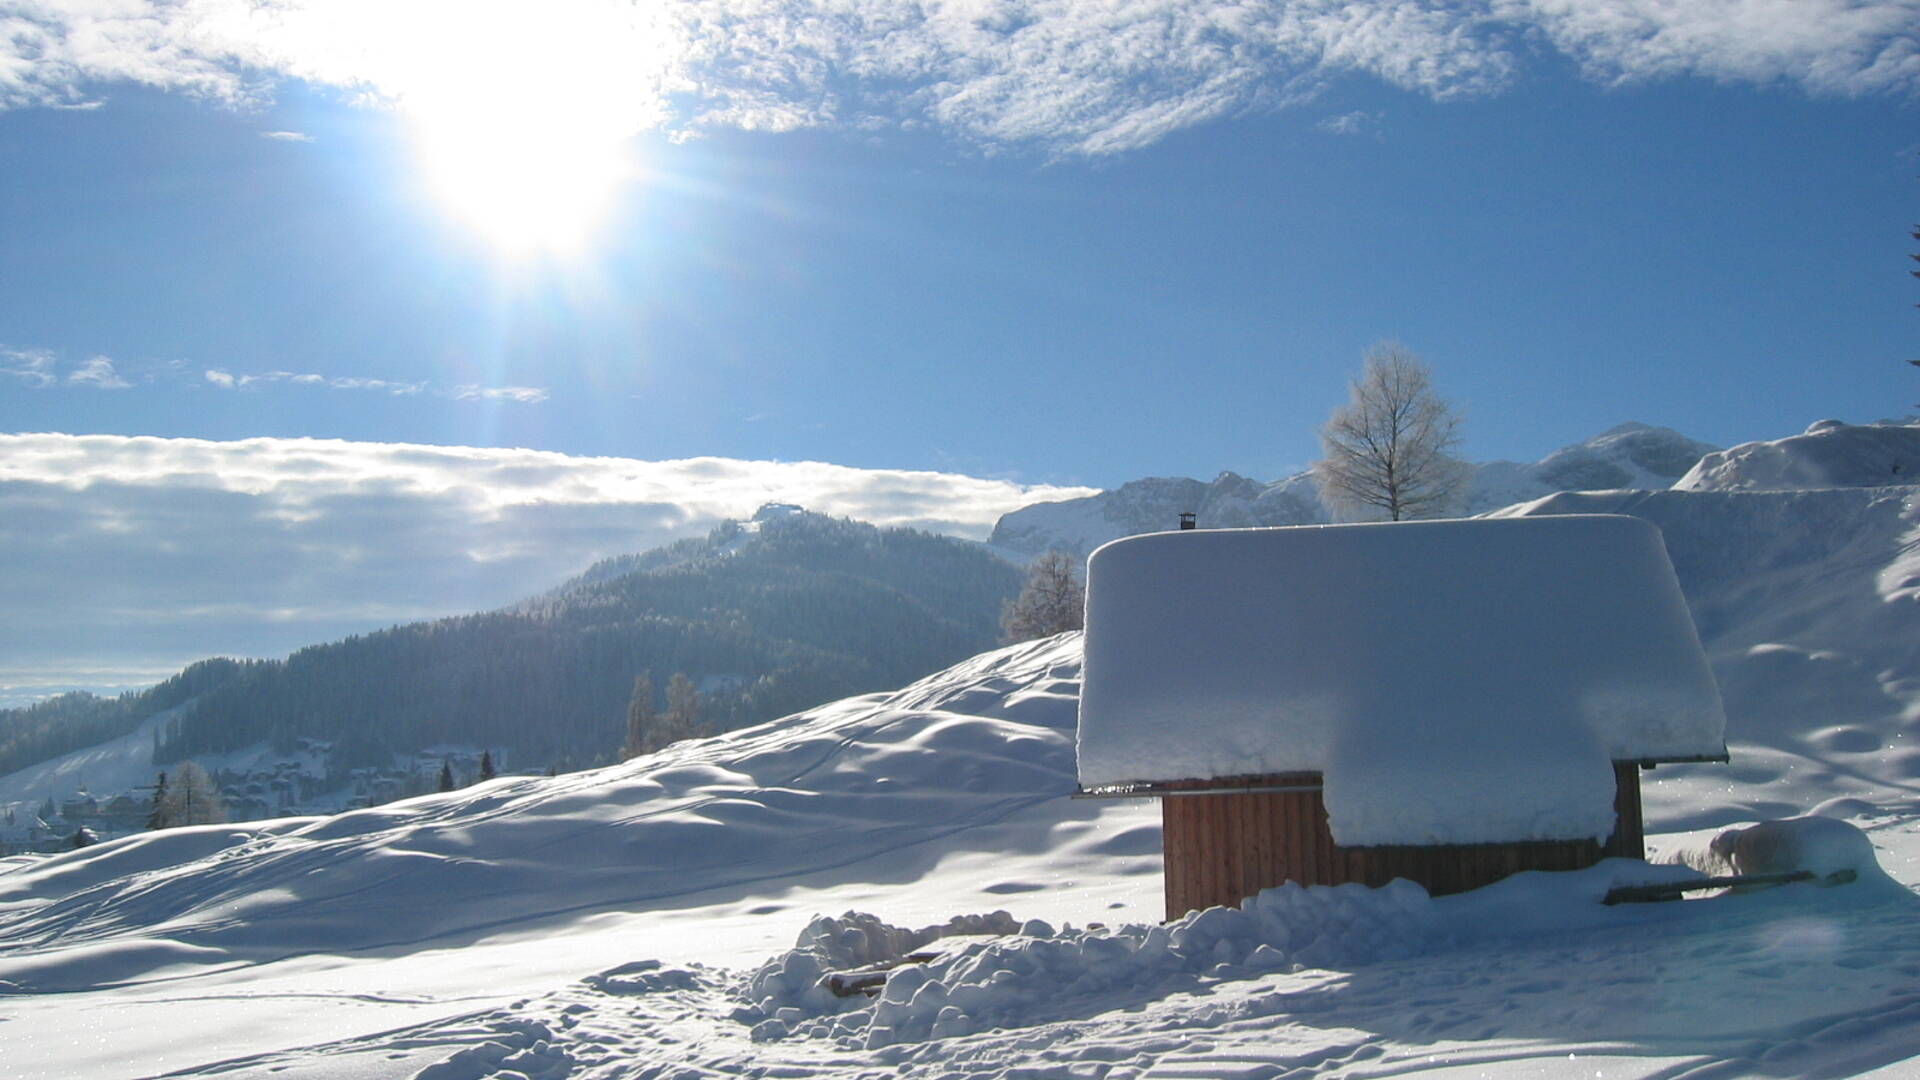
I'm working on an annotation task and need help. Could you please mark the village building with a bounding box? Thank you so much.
[0,808,62,855]
[1075,514,1728,918]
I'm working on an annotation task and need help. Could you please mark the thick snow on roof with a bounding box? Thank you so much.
[1076,515,1726,845]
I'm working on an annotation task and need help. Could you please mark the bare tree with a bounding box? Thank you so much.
[1000,550,1085,644]
[621,672,656,761]
[663,673,701,737]
[1313,342,1466,521]
[150,760,227,828]
[628,672,706,756]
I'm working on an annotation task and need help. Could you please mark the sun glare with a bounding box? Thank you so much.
[414,112,632,255]
[335,1,675,256]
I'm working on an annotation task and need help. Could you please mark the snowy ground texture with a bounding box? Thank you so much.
[4,419,1920,1080]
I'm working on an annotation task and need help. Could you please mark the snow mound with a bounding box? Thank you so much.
[743,876,1437,1047]
[1675,419,1920,492]
[1709,816,1895,885]
[739,842,1894,1053]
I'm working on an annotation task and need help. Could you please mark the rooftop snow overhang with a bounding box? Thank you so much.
[1073,515,1728,845]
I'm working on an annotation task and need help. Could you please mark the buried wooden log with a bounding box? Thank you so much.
[1602,868,1857,905]
[821,947,954,998]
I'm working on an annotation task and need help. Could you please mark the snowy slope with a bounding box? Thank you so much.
[7,421,1920,1080]
[0,707,182,820]
[990,423,1717,556]
[5,604,1918,1080]
[1676,418,1920,492]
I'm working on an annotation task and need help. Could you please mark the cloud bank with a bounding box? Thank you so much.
[0,433,1095,705]
[2,0,1914,154]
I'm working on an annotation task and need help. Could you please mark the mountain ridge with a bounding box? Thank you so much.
[989,422,1721,555]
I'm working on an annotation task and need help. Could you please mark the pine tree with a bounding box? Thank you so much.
[146,772,170,830]
[437,760,455,793]
[478,750,496,782]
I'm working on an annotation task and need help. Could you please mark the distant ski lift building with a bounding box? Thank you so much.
[1074,515,1728,918]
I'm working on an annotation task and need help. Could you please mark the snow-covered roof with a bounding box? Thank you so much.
[1076,515,1726,846]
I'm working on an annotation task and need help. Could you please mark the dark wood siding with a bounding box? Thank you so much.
[1161,765,1647,918]
[1604,761,1646,860]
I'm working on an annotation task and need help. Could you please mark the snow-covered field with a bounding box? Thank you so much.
[3,421,1919,1080]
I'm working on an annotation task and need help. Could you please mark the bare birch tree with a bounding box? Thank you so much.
[1000,550,1085,643]
[1313,342,1466,521]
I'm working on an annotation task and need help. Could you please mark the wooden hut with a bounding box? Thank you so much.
[1074,515,1727,919]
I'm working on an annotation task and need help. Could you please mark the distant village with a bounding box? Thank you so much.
[0,742,506,856]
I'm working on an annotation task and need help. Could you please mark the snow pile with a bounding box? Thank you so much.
[1078,515,1725,845]
[1675,419,1920,493]
[742,877,1437,1048]
[1708,816,1897,887]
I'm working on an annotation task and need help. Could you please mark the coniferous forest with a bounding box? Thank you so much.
[1,511,1023,776]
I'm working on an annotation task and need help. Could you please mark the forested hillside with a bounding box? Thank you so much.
[10,510,1022,776]
[0,659,244,778]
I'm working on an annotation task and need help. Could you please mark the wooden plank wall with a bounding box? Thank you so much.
[1604,761,1646,860]
[1161,764,1646,919]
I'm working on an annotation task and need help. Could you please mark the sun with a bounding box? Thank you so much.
[373,2,672,256]
[413,111,632,256]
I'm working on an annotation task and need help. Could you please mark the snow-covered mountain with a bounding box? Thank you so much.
[989,422,1720,556]
[1675,417,1920,492]
[3,419,1920,1080]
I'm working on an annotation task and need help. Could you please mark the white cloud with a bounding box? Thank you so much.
[66,356,131,388]
[453,385,550,404]
[2,347,57,387]
[1,1,1914,154]
[1317,109,1383,136]
[200,366,485,398]
[259,129,312,141]
[17,352,534,403]
[0,433,1098,698]
[4,346,133,389]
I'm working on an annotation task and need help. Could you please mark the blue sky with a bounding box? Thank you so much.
[1,0,1916,697]
[4,1,1914,487]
